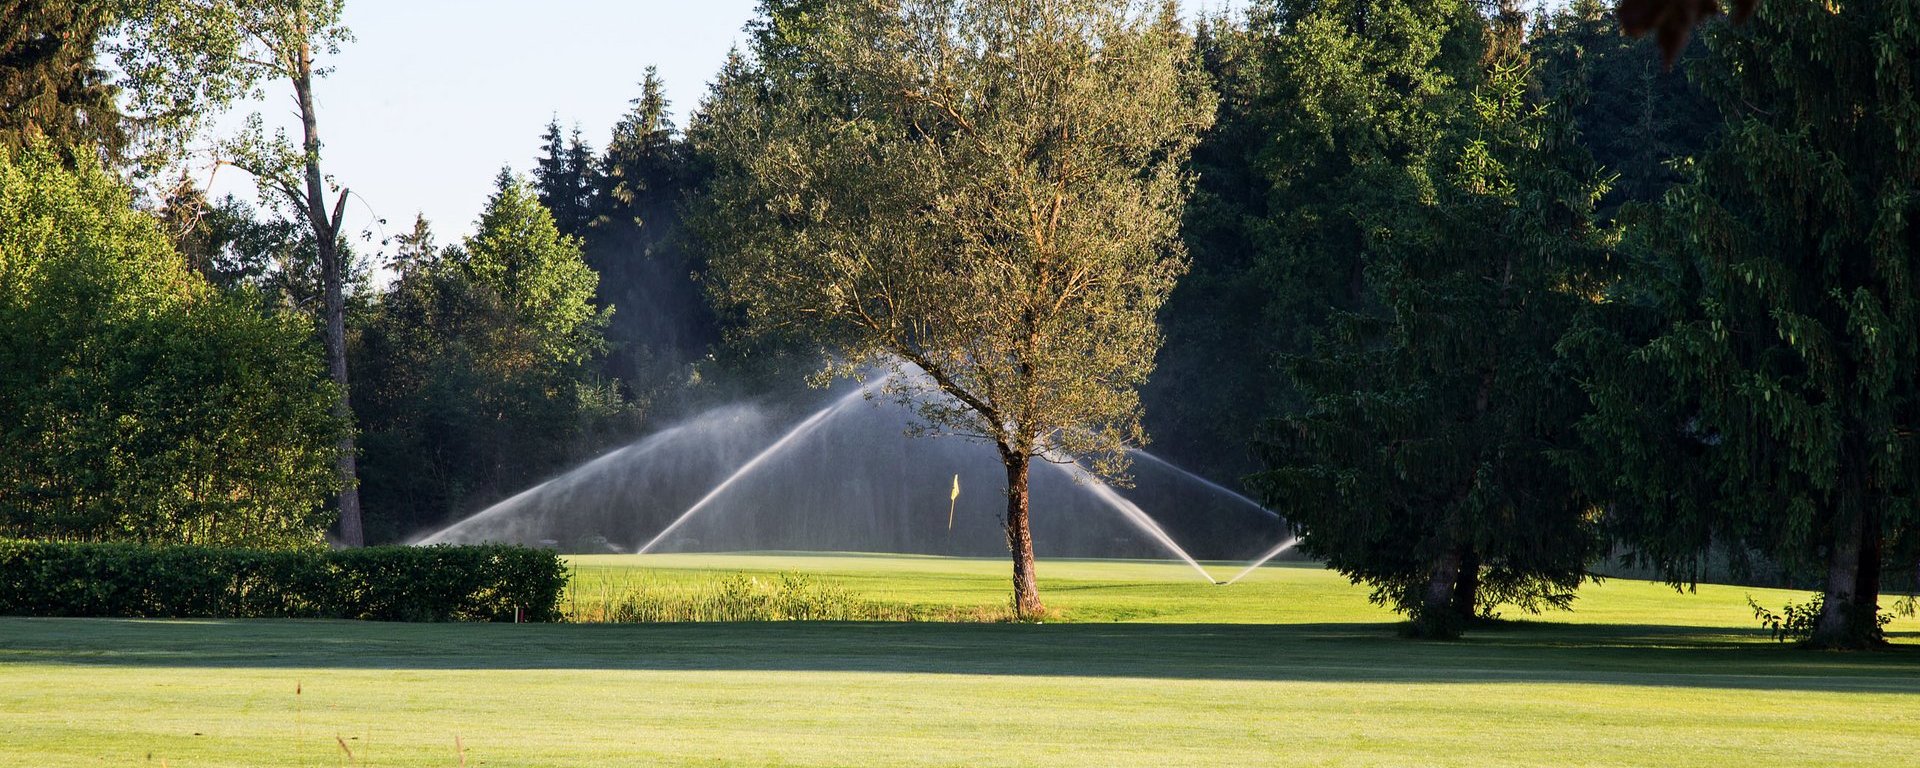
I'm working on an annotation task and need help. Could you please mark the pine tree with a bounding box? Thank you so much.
[1530,0,1714,215]
[1572,0,1920,649]
[1139,12,1285,485]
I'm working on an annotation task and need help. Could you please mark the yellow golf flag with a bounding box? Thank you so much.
[947,474,961,531]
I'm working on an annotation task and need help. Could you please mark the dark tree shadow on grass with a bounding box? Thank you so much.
[0,617,1914,693]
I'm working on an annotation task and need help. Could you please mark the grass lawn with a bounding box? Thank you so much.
[2,553,1917,767]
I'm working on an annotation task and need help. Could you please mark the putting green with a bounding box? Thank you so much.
[1,553,1915,767]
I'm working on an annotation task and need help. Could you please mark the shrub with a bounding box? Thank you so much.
[0,540,566,622]
[0,146,344,548]
[1748,593,1891,645]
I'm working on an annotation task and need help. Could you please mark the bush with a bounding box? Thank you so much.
[0,146,345,548]
[0,540,567,622]
[1748,593,1891,645]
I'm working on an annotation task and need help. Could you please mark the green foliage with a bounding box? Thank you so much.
[0,2,126,163]
[570,572,926,623]
[1528,0,1714,215]
[465,171,608,366]
[353,183,619,541]
[1251,2,1611,638]
[1572,0,1920,650]
[533,119,597,237]
[0,144,343,547]
[695,0,1214,476]
[109,0,351,178]
[583,68,718,410]
[1138,13,1286,483]
[1748,593,1889,646]
[0,540,566,621]
[694,0,1214,615]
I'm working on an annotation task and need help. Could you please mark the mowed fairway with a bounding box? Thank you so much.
[2,554,1917,767]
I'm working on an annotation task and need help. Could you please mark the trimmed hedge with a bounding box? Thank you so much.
[0,541,567,622]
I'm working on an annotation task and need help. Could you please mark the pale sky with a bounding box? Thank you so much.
[208,1,1243,250]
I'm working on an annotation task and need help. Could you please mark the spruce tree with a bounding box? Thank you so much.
[1139,12,1285,485]
[587,67,714,408]
[0,2,126,162]
[532,118,596,237]
[1530,0,1714,215]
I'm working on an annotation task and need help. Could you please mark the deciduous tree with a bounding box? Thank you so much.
[117,0,367,544]
[694,0,1212,616]
[0,144,343,547]
[1572,0,1920,649]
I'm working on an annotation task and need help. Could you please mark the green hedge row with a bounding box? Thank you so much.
[0,541,567,622]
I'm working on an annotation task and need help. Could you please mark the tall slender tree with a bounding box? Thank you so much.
[1139,12,1285,485]
[1531,0,1714,215]
[587,68,714,408]
[118,0,366,545]
[694,0,1213,616]
[533,119,597,237]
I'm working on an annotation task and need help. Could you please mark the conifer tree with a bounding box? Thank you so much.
[1530,0,1714,215]
[532,119,597,237]
[0,2,126,162]
[587,67,714,406]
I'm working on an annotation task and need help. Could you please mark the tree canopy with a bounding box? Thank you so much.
[0,144,343,547]
[695,0,1215,615]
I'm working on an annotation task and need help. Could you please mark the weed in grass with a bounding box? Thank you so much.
[564,571,1020,623]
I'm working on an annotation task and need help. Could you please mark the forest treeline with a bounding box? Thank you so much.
[2,0,1915,647]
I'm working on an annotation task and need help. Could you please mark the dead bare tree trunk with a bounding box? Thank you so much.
[292,37,362,547]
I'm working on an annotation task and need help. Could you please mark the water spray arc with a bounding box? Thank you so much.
[1129,448,1279,520]
[635,375,896,554]
[422,369,1295,582]
[1221,536,1301,585]
[415,420,697,546]
[1044,459,1217,583]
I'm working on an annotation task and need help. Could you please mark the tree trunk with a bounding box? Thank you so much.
[294,40,363,547]
[1417,547,1464,638]
[1811,505,1866,649]
[1002,450,1042,618]
[1854,516,1882,623]
[1451,547,1481,622]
